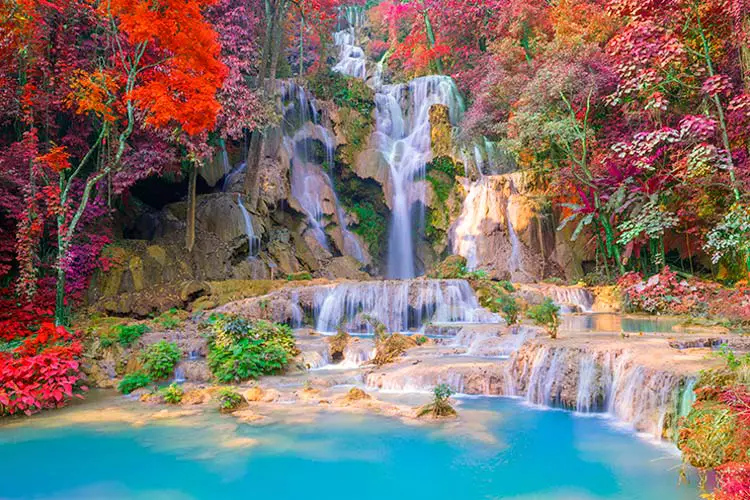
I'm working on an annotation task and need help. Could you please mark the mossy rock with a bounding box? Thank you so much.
[429,255,467,279]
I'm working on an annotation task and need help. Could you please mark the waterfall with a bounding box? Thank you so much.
[237,194,260,257]
[576,355,598,413]
[506,178,522,274]
[676,378,697,419]
[333,6,366,79]
[313,279,499,333]
[377,77,464,278]
[290,291,304,329]
[282,82,365,261]
[450,175,526,276]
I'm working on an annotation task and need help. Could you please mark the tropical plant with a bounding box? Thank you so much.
[527,298,561,339]
[161,383,184,404]
[417,383,457,418]
[496,294,520,325]
[207,315,297,382]
[118,371,152,395]
[111,323,150,347]
[217,387,245,412]
[141,341,182,380]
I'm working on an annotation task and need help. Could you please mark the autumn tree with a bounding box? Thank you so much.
[1,0,226,324]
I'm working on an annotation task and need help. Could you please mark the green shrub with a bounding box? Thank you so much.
[118,371,152,394]
[206,315,298,383]
[418,383,457,418]
[496,280,515,293]
[414,335,428,346]
[527,298,561,338]
[217,387,245,411]
[106,323,150,348]
[141,341,182,379]
[496,294,520,325]
[161,383,184,404]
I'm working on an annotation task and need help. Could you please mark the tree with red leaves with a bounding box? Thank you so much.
[2,0,226,325]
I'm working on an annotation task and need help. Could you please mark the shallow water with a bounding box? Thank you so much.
[561,314,686,334]
[0,397,698,500]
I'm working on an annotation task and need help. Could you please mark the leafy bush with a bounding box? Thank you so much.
[496,280,515,293]
[418,384,457,418]
[527,298,561,338]
[118,371,152,395]
[217,387,245,412]
[161,383,184,404]
[414,335,428,345]
[106,323,150,347]
[0,320,86,416]
[678,347,750,491]
[714,462,750,500]
[206,315,298,383]
[496,294,520,325]
[141,341,181,379]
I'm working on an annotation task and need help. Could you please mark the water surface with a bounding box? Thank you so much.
[0,397,697,500]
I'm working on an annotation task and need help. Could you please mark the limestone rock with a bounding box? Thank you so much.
[243,387,265,402]
[429,104,452,158]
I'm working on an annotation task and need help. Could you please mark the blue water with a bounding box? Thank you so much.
[0,397,697,500]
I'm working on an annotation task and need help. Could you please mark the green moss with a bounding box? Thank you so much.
[350,201,387,257]
[427,155,462,178]
[338,107,373,165]
[307,70,374,116]
[332,164,390,262]
[307,70,374,164]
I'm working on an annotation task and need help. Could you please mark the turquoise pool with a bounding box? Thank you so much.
[0,397,698,500]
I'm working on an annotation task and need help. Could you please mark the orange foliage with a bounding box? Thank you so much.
[66,69,120,122]
[36,146,70,173]
[107,0,227,135]
[550,0,618,47]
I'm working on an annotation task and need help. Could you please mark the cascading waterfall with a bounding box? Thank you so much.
[575,356,599,413]
[332,8,464,277]
[377,77,464,278]
[333,6,366,79]
[313,279,499,333]
[282,82,365,260]
[237,194,260,257]
[451,177,503,271]
[506,178,522,274]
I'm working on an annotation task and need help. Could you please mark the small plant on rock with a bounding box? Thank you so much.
[161,383,184,404]
[117,323,150,346]
[141,341,182,379]
[418,384,457,418]
[118,371,152,394]
[155,308,186,330]
[216,387,245,412]
[496,294,520,325]
[527,298,561,339]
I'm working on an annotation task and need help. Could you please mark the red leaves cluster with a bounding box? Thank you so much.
[0,296,86,416]
[715,462,750,500]
[108,0,227,135]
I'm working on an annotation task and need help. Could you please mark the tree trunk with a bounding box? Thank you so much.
[422,10,443,74]
[186,164,198,252]
[242,0,284,205]
[245,0,289,211]
[55,235,67,327]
